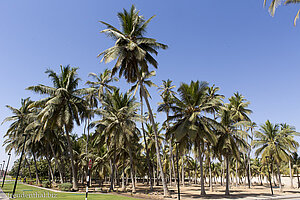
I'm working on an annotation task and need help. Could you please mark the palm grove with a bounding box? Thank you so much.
[3,5,300,197]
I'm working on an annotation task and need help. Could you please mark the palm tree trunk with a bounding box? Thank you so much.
[140,85,169,196]
[181,156,185,187]
[248,153,251,188]
[289,159,293,188]
[209,157,213,192]
[122,168,126,191]
[235,160,238,187]
[225,155,230,196]
[46,155,54,183]
[32,151,40,185]
[198,144,206,195]
[25,158,32,180]
[140,94,153,190]
[65,129,78,191]
[49,142,64,184]
[277,162,282,192]
[129,147,136,193]
[297,168,300,188]
[194,161,197,184]
[109,143,116,192]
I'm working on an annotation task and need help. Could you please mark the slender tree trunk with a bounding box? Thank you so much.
[209,156,213,192]
[289,159,293,188]
[109,143,116,192]
[153,165,156,186]
[65,130,78,191]
[49,143,64,184]
[248,153,251,188]
[25,158,32,180]
[32,151,40,185]
[181,156,185,187]
[235,160,238,187]
[194,161,197,184]
[172,154,177,186]
[225,155,230,196]
[129,147,136,193]
[140,94,153,190]
[198,145,206,195]
[297,169,300,188]
[277,162,282,192]
[122,168,126,191]
[140,85,169,196]
[46,156,54,183]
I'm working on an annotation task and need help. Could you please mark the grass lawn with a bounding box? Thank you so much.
[1,181,140,200]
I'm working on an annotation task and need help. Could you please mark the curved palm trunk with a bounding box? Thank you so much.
[277,162,282,192]
[140,86,169,196]
[289,160,293,188]
[198,145,206,195]
[129,147,136,193]
[46,155,54,183]
[32,151,41,185]
[140,94,153,190]
[49,143,64,184]
[109,144,116,192]
[65,130,78,191]
[225,155,230,196]
[297,168,300,188]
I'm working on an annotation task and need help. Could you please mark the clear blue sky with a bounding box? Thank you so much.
[1,0,300,168]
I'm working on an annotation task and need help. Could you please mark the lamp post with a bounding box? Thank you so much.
[2,153,11,187]
[12,134,27,198]
[266,156,273,195]
[175,141,180,200]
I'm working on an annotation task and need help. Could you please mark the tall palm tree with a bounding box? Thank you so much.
[292,152,300,188]
[130,70,157,190]
[168,81,217,195]
[98,5,169,196]
[158,79,177,186]
[27,65,88,191]
[215,105,248,195]
[91,89,141,192]
[253,120,299,192]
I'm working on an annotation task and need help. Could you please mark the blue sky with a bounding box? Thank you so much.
[1,0,300,168]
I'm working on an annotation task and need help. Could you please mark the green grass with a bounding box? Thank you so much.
[1,181,140,200]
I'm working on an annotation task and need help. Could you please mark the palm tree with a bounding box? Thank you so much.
[27,65,88,191]
[292,152,300,188]
[215,105,248,195]
[168,81,217,195]
[263,0,300,25]
[130,70,157,190]
[98,5,169,196]
[91,89,141,192]
[158,79,177,186]
[253,120,299,192]
[2,98,39,184]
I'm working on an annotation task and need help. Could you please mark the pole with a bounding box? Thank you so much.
[176,142,180,200]
[85,159,92,200]
[12,134,27,198]
[2,153,11,187]
[266,156,273,195]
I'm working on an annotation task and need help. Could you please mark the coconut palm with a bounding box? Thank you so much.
[264,0,300,25]
[168,81,218,195]
[91,89,141,192]
[98,5,169,196]
[130,70,157,190]
[158,79,177,186]
[26,65,88,191]
[253,120,299,192]
[215,105,248,195]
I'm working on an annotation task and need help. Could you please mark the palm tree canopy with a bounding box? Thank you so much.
[27,65,88,133]
[98,5,168,83]
[253,120,299,163]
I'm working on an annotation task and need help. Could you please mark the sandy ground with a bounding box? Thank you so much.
[81,182,300,199]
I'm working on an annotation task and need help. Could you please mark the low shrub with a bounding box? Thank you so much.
[42,181,51,188]
[58,183,72,191]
